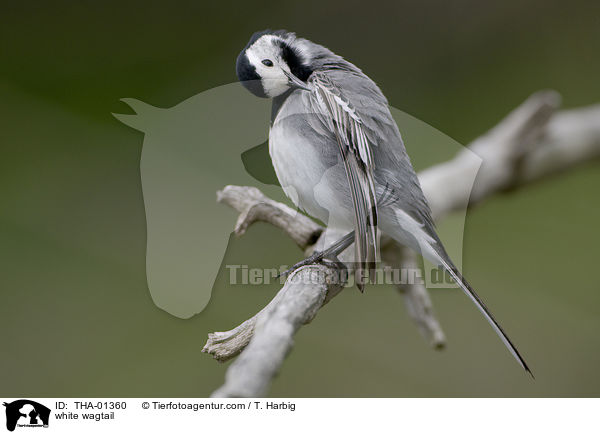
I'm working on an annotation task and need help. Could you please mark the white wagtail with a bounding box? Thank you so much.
[236,29,531,375]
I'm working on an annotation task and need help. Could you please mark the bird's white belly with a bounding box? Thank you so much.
[269,123,355,230]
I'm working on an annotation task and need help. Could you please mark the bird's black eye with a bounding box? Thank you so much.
[262,59,273,67]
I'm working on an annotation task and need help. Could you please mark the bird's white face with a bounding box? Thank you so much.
[245,35,293,98]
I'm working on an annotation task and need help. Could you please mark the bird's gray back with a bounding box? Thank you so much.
[274,51,436,232]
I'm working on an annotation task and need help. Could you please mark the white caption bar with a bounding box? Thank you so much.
[1,398,597,433]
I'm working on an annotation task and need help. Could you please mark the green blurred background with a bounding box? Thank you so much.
[1,0,599,397]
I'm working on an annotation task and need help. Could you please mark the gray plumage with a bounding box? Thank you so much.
[237,30,532,375]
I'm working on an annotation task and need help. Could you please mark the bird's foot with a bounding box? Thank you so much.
[277,249,338,279]
[278,231,355,279]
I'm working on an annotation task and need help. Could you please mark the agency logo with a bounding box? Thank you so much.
[3,400,50,432]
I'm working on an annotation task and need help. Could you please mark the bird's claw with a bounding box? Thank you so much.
[277,230,355,279]
[277,250,329,279]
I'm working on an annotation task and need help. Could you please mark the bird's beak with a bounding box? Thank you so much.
[284,70,311,91]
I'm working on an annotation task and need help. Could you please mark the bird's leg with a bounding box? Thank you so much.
[278,231,355,278]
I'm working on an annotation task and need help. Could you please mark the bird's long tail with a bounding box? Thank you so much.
[436,253,533,377]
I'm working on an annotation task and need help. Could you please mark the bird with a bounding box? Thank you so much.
[236,29,532,375]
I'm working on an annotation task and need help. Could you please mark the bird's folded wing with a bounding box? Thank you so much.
[308,72,378,290]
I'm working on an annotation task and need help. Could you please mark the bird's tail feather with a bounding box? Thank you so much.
[436,253,533,377]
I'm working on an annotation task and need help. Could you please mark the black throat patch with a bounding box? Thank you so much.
[276,39,312,82]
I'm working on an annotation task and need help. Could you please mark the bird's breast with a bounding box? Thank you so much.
[268,96,355,229]
[268,115,323,212]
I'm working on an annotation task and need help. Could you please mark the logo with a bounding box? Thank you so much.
[3,400,50,432]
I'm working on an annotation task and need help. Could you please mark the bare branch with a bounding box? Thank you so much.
[521,104,600,181]
[203,228,350,364]
[217,185,322,249]
[202,317,258,363]
[419,92,600,220]
[210,264,345,397]
[380,239,446,349]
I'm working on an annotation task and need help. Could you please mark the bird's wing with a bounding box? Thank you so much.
[308,71,378,290]
[304,67,532,374]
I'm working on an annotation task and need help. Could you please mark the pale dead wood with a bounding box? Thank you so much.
[216,185,322,249]
[380,239,446,349]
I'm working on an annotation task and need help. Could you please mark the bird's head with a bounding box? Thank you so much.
[236,30,312,98]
